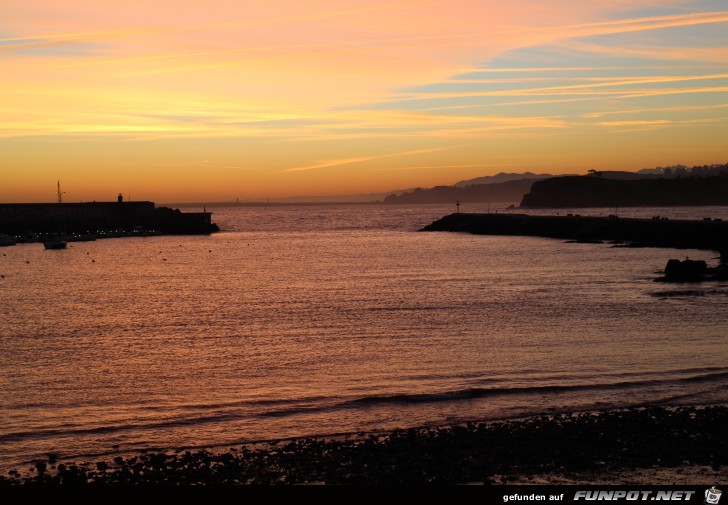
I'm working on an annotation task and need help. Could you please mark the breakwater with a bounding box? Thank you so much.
[422,213,728,257]
[0,201,218,236]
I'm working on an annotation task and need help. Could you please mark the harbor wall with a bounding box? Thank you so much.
[0,201,216,235]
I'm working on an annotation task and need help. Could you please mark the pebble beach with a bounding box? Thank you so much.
[3,406,726,485]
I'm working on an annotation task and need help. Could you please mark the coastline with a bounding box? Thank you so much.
[3,405,726,485]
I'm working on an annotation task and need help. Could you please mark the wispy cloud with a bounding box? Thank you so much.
[598,119,672,127]
[567,42,728,64]
[459,65,723,74]
[371,163,513,171]
[396,73,728,101]
[282,146,463,173]
[616,86,728,99]
[59,44,309,69]
[508,10,728,42]
[600,117,728,134]
[0,3,407,53]
[581,103,728,118]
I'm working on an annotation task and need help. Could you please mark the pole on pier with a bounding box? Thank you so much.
[57,181,64,205]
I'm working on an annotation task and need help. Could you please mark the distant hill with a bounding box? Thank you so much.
[384,178,542,204]
[521,173,728,208]
[453,172,555,187]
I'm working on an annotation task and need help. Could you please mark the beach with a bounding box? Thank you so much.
[3,406,725,485]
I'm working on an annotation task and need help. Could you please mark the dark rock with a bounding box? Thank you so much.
[664,259,708,281]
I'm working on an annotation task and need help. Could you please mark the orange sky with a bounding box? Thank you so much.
[1,0,727,202]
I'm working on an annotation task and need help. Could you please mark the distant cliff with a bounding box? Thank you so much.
[453,172,556,187]
[384,178,541,204]
[521,175,728,208]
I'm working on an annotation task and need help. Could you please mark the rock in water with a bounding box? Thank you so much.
[664,259,708,281]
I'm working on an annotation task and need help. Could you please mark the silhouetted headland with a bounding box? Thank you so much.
[384,177,543,204]
[521,174,728,208]
[0,199,219,241]
[422,213,728,258]
[2,406,725,485]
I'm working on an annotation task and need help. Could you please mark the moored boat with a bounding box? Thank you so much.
[0,234,17,247]
[43,181,68,250]
[43,235,67,249]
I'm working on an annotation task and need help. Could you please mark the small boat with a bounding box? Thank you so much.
[0,234,17,247]
[43,237,67,250]
[43,181,68,250]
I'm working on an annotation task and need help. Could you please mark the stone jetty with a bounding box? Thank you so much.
[422,213,728,257]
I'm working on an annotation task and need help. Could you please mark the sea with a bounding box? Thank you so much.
[1,203,727,471]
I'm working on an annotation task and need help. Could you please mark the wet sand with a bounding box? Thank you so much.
[2,406,726,485]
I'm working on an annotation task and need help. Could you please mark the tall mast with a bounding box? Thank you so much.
[57,180,63,205]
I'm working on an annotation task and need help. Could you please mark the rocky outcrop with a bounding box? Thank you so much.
[663,259,708,281]
[657,259,728,283]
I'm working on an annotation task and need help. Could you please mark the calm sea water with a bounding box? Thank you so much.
[1,203,727,470]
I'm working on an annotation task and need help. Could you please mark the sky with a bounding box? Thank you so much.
[1,0,727,202]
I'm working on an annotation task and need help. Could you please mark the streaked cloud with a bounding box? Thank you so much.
[372,163,513,171]
[0,3,407,52]
[581,103,728,118]
[282,146,464,173]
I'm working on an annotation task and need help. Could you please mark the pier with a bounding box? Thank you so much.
[0,201,218,237]
[422,213,728,257]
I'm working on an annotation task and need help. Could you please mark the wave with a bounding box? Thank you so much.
[3,369,726,443]
[346,370,728,407]
[0,411,253,443]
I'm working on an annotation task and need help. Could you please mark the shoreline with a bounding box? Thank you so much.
[3,405,726,485]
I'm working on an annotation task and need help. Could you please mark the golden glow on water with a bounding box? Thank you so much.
[1,205,727,468]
